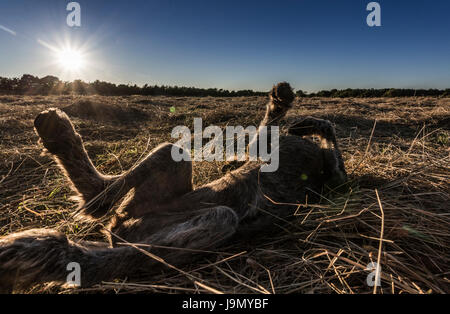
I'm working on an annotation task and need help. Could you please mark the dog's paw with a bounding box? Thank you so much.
[34,108,78,154]
[269,82,295,111]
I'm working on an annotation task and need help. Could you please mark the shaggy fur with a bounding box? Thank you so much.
[0,82,347,292]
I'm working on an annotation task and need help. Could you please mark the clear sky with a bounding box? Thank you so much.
[0,0,449,92]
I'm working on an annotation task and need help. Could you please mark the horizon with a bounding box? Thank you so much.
[2,73,450,94]
[1,0,450,92]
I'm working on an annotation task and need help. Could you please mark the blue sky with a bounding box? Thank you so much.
[0,0,449,91]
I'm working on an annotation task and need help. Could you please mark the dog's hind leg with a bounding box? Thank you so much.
[34,108,119,217]
[35,108,193,218]
[147,205,239,250]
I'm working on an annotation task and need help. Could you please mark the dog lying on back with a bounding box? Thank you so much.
[0,82,347,291]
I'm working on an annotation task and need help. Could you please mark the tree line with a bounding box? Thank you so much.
[0,74,265,97]
[297,88,450,98]
[1,75,449,98]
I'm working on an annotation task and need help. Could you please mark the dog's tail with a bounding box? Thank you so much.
[0,206,239,292]
[0,229,165,292]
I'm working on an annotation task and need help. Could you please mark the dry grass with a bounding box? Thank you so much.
[0,95,449,294]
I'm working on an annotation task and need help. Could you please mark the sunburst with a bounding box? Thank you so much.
[56,48,85,71]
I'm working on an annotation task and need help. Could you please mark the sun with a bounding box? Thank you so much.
[57,48,85,71]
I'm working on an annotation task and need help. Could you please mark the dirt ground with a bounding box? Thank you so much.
[0,94,449,293]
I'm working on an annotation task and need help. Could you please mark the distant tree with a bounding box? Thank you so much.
[296,89,307,97]
[19,74,39,94]
[39,76,60,94]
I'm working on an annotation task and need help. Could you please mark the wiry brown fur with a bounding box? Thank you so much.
[0,82,347,292]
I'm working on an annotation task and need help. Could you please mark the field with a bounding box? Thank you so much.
[0,94,449,294]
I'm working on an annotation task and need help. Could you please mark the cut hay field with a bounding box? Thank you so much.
[0,95,449,294]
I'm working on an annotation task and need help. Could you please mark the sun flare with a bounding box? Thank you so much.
[57,48,85,71]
